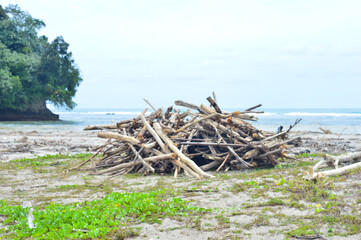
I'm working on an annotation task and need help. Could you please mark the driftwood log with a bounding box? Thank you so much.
[304,152,361,180]
[73,96,301,178]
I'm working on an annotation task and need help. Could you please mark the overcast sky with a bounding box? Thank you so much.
[2,0,361,109]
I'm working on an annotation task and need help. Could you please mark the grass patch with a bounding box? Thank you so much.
[0,189,209,239]
[295,153,324,159]
[6,153,95,170]
[286,179,335,203]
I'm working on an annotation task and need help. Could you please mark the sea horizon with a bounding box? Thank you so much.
[1,107,360,134]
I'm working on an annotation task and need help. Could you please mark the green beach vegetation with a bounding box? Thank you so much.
[1,153,361,239]
[0,4,81,118]
[0,190,208,239]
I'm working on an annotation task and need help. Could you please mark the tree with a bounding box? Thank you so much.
[0,4,82,120]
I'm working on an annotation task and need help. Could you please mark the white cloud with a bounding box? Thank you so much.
[2,0,361,108]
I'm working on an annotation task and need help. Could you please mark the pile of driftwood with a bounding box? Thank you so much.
[72,96,301,179]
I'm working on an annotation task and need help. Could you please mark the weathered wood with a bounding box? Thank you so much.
[97,132,156,149]
[306,152,361,180]
[154,123,214,178]
[143,98,157,112]
[177,142,247,147]
[127,143,155,173]
[200,160,221,171]
[91,154,173,175]
[176,113,217,133]
[216,153,231,171]
[174,100,207,114]
[305,162,361,180]
[76,96,298,178]
[200,104,215,114]
[84,124,117,130]
[244,104,262,112]
[207,96,222,113]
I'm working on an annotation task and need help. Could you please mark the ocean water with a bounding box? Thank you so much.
[0,108,360,134]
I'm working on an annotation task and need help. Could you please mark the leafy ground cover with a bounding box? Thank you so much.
[0,189,207,239]
[1,153,361,239]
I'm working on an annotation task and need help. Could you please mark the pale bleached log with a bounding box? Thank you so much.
[84,124,117,130]
[200,104,216,114]
[216,153,231,172]
[232,114,257,121]
[154,123,214,178]
[143,98,157,112]
[91,154,173,175]
[140,114,169,153]
[174,100,207,114]
[200,160,221,171]
[127,143,155,173]
[176,113,217,133]
[313,152,361,172]
[169,109,180,125]
[141,114,200,178]
[305,162,361,180]
[244,149,260,160]
[306,152,361,180]
[97,132,156,149]
[326,152,361,168]
[313,159,327,172]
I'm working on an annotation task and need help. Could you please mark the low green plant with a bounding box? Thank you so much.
[8,153,95,169]
[296,153,323,159]
[0,189,209,239]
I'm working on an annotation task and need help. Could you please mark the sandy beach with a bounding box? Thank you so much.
[0,130,104,162]
[1,130,361,239]
[1,130,360,161]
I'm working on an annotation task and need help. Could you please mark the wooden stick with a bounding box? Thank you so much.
[177,142,247,147]
[67,140,110,172]
[174,100,207,114]
[305,161,361,180]
[263,118,302,142]
[127,143,155,173]
[212,91,218,104]
[91,154,173,175]
[256,148,283,159]
[154,123,214,178]
[84,124,117,131]
[176,113,217,133]
[140,113,169,153]
[97,132,156,149]
[216,153,230,171]
[215,131,252,167]
[244,104,262,112]
[200,160,221,171]
[207,96,222,113]
[258,144,278,166]
[143,99,157,112]
[200,104,216,114]
[141,113,200,178]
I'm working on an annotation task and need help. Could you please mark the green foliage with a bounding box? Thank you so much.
[295,153,323,159]
[0,4,82,111]
[0,190,209,239]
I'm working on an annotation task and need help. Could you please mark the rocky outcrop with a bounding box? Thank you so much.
[0,108,59,121]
